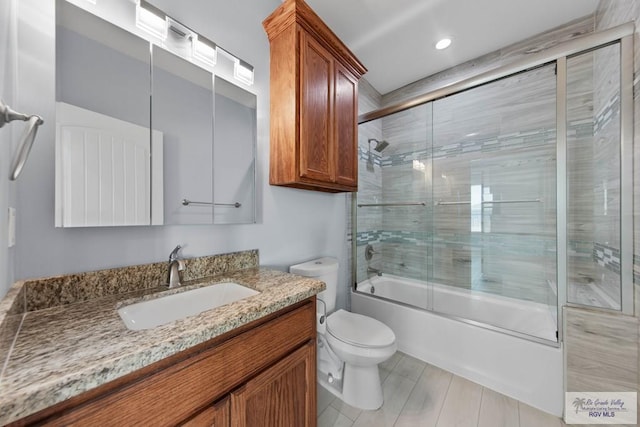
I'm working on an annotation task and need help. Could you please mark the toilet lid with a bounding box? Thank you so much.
[326,310,395,348]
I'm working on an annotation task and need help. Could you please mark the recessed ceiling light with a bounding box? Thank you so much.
[435,38,452,50]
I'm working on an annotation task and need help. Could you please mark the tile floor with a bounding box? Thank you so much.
[317,351,566,427]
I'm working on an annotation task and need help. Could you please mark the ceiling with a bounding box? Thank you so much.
[305,0,599,95]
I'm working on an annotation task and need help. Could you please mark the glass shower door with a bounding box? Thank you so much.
[355,102,432,309]
[566,44,623,310]
[431,64,558,341]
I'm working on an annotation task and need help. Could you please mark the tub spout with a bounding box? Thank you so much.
[367,267,382,277]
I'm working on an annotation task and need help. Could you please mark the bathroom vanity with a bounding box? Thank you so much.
[0,250,323,426]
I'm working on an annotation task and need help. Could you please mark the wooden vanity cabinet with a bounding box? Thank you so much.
[263,0,366,193]
[181,396,230,427]
[231,343,315,426]
[12,298,317,427]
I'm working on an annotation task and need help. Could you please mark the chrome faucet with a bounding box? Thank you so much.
[166,245,186,288]
[367,267,382,277]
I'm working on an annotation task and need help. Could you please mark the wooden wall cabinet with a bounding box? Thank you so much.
[13,299,317,427]
[263,0,367,193]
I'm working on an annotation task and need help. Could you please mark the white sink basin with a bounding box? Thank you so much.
[118,282,260,330]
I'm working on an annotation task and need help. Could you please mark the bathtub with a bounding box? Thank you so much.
[352,274,564,416]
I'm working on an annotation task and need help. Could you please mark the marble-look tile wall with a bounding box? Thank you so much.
[367,66,562,304]
[594,0,640,309]
[357,35,594,307]
[592,0,640,419]
[356,11,635,308]
[356,79,384,283]
[593,43,623,308]
[564,306,638,389]
[566,46,623,310]
[429,64,557,305]
[380,104,432,283]
[566,53,599,304]
[564,306,638,425]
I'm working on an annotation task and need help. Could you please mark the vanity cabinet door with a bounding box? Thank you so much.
[230,342,316,427]
[333,60,358,188]
[299,31,335,184]
[180,397,230,427]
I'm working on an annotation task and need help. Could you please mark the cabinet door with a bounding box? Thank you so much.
[299,30,334,184]
[231,343,316,427]
[333,61,358,188]
[180,397,229,427]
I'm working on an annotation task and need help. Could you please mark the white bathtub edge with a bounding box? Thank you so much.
[352,290,564,417]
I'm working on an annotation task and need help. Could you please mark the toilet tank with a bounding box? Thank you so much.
[290,257,339,313]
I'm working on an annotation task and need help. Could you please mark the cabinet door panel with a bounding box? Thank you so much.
[181,397,229,427]
[299,31,334,183]
[334,62,358,188]
[231,343,316,427]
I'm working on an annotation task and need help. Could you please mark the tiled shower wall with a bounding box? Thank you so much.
[356,17,596,307]
[595,1,640,303]
[355,78,384,283]
[380,65,559,306]
[576,0,640,418]
[591,43,623,306]
[566,46,623,309]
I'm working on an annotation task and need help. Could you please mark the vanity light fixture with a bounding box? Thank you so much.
[192,35,217,67]
[136,0,167,40]
[435,38,452,50]
[219,47,255,86]
[134,1,254,85]
[234,59,254,86]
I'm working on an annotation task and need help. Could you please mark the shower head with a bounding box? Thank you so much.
[375,140,389,152]
[368,138,389,152]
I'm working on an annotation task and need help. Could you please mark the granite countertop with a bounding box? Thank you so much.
[0,256,324,425]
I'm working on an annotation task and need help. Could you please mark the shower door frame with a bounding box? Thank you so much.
[353,22,635,344]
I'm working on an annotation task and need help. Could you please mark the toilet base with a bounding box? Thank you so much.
[341,363,384,410]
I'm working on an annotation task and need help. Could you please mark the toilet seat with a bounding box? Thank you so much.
[327,309,395,348]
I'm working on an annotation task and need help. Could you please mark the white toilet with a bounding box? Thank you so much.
[290,257,397,410]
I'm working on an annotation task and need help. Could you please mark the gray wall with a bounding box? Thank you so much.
[4,0,351,312]
[0,0,16,297]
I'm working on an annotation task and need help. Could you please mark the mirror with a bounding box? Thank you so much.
[54,1,257,227]
[152,45,214,225]
[55,1,154,226]
[213,76,256,224]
